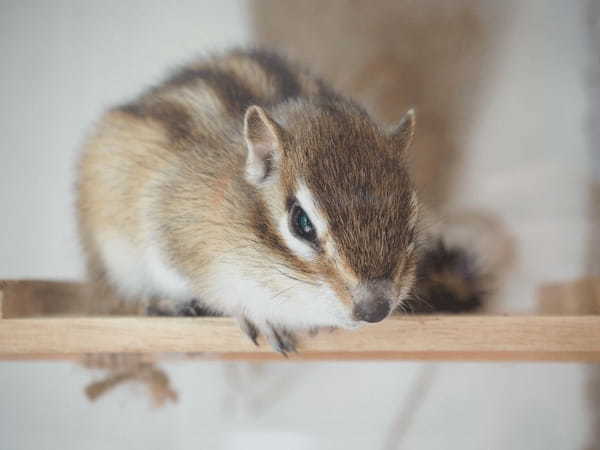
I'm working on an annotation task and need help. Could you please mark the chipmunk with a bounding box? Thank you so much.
[76,48,422,354]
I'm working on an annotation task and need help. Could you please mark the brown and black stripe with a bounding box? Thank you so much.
[116,48,335,143]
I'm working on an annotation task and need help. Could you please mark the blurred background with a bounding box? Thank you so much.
[0,1,598,449]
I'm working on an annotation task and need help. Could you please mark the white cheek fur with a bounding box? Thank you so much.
[203,260,356,330]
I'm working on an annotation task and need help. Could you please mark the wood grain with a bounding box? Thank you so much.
[1,315,599,361]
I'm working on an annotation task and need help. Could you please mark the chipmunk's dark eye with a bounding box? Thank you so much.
[290,204,316,242]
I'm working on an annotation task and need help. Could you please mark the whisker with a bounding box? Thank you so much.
[269,285,296,302]
[272,265,320,287]
[410,292,435,313]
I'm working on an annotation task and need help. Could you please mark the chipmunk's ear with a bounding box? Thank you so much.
[244,105,284,185]
[388,108,416,153]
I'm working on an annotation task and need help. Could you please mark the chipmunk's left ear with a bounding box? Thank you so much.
[244,105,285,185]
[388,108,416,152]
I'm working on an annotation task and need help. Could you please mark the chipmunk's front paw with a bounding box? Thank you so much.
[175,298,219,317]
[146,298,218,317]
[238,318,298,355]
[237,317,299,355]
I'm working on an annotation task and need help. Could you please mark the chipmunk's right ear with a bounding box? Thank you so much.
[388,108,416,153]
[244,105,284,185]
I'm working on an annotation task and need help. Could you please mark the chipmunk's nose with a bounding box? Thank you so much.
[353,297,391,323]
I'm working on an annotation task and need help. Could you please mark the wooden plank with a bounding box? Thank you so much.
[0,280,90,318]
[538,277,600,315]
[1,315,599,361]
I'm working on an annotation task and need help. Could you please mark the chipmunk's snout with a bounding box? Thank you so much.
[352,297,391,323]
[351,280,397,323]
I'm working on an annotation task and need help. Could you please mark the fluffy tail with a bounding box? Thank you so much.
[403,210,514,314]
[403,238,487,313]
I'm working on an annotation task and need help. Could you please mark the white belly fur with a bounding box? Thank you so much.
[98,233,193,302]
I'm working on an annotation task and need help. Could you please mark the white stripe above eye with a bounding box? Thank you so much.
[277,180,329,262]
[295,181,329,237]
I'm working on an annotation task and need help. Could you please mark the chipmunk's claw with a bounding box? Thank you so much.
[238,318,298,355]
[239,317,259,346]
[266,324,298,356]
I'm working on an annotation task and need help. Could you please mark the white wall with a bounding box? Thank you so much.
[0,0,249,279]
[0,1,595,449]
[451,0,592,313]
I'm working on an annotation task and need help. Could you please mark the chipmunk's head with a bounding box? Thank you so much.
[242,99,419,328]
